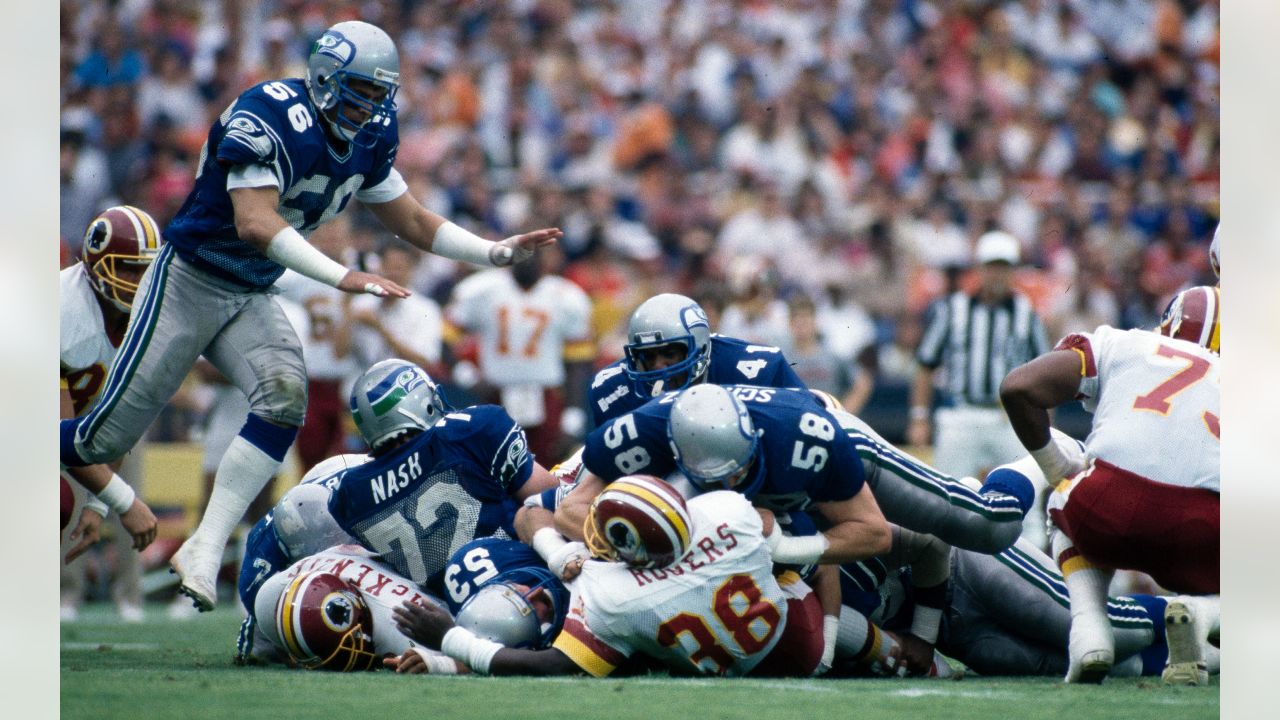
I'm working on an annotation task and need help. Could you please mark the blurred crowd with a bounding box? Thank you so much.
[60,0,1219,450]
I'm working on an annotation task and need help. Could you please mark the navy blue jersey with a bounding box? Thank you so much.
[588,336,807,427]
[328,405,533,593]
[582,385,865,512]
[236,458,352,612]
[166,78,401,289]
[440,537,548,614]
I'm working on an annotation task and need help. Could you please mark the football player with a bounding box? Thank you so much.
[999,285,1220,684]
[59,20,562,612]
[243,549,460,673]
[588,294,806,427]
[60,206,161,564]
[325,359,559,597]
[389,475,827,678]
[832,536,1219,681]
[556,384,1036,562]
[446,249,594,462]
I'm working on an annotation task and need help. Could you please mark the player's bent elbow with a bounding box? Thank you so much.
[998,365,1036,408]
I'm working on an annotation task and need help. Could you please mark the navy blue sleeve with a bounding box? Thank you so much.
[444,406,534,496]
[581,401,678,483]
[215,88,296,188]
[768,352,808,389]
[237,514,289,611]
[587,362,632,428]
[809,426,867,503]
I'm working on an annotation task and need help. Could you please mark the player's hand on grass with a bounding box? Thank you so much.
[384,649,428,674]
[393,600,455,649]
[120,498,158,551]
[892,632,936,677]
[65,508,104,563]
[338,270,410,298]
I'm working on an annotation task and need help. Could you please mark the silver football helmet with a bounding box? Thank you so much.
[623,294,712,398]
[272,483,353,559]
[667,385,763,496]
[454,567,568,649]
[349,359,447,452]
[306,21,400,147]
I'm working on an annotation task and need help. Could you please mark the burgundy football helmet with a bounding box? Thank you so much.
[584,475,693,569]
[274,571,377,671]
[81,205,163,312]
[1158,285,1220,354]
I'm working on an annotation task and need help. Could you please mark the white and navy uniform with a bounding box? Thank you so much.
[584,386,1027,554]
[916,291,1050,479]
[1048,327,1219,594]
[63,77,407,466]
[552,491,818,677]
[248,545,450,665]
[327,406,534,595]
[588,335,806,428]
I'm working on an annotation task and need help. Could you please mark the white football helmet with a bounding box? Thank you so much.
[623,294,713,398]
[349,360,448,452]
[666,385,763,496]
[305,21,400,147]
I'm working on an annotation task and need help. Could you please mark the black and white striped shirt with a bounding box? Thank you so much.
[916,292,1050,407]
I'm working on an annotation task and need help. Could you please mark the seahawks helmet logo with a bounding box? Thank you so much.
[314,32,354,67]
[681,305,709,332]
[365,366,426,416]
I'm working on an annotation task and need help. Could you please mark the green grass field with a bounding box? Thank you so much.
[60,603,1218,720]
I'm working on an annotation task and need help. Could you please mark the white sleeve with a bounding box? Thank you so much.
[227,163,282,191]
[355,167,409,203]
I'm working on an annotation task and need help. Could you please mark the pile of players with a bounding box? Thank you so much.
[57,19,1220,685]
[229,278,1221,684]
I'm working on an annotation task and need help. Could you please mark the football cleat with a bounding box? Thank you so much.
[169,536,222,612]
[1162,600,1209,686]
[1065,609,1114,684]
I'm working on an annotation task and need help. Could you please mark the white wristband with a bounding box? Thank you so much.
[432,222,501,267]
[409,647,460,675]
[96,473,136,515]
[265,226,348,287]
[82,495,109,519]
[531,527,569,563]
[910,605,943,645]
[820,614,840,671]
[1030,437,1077,483]
[771,532,830,566]
[441,626,503,675]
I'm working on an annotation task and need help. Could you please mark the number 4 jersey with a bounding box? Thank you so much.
[327,405,533,593]
[553,491,791,677]
[1056,326,1219,491]
[166,77,407,289]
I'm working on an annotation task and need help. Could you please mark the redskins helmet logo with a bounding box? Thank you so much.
[83,218,112,255]
[321,592,356,632]
[605,517,641,554]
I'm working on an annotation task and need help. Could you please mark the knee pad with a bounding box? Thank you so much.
[250,370,308,427]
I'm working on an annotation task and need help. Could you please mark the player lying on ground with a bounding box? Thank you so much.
[389,475,827,677]
[557,384,1036,564]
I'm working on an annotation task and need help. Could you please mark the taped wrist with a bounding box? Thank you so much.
[770,532,830,566]
[410,647,460,675]
[441,626,503,674]
[910,606,943,645]
[265,226,347,287]
[82,495,109,518]
[821,614,839,667]
[432,222,501,267]
[1030,435,1080,483]
[531,527,569,563]
[97,473,136,515]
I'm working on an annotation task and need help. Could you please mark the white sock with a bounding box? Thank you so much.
[194,436,280,551]
[1053,529,1115,660]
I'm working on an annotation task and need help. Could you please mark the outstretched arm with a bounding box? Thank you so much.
[392,601,582,676]
[366,192,561,267]
[999,349,1087,480]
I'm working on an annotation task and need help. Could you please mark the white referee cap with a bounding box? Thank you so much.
[975,230,1021,266]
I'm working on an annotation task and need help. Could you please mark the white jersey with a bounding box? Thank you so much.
[60,264,118,415]
[252,545,448,661]
[1057,326,1219,491]
[552,491,788,677]
[275,270,360,381]
[349,293,444,370]
[447,270,591,387]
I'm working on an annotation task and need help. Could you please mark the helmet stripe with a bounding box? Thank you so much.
[123,205,161,251]
[117,207,146,253]
[613,481,690,551]
[1208,286,1221,352]
[277,573,307,659]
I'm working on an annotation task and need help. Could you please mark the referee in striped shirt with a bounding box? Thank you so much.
[908,231,1051,543]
